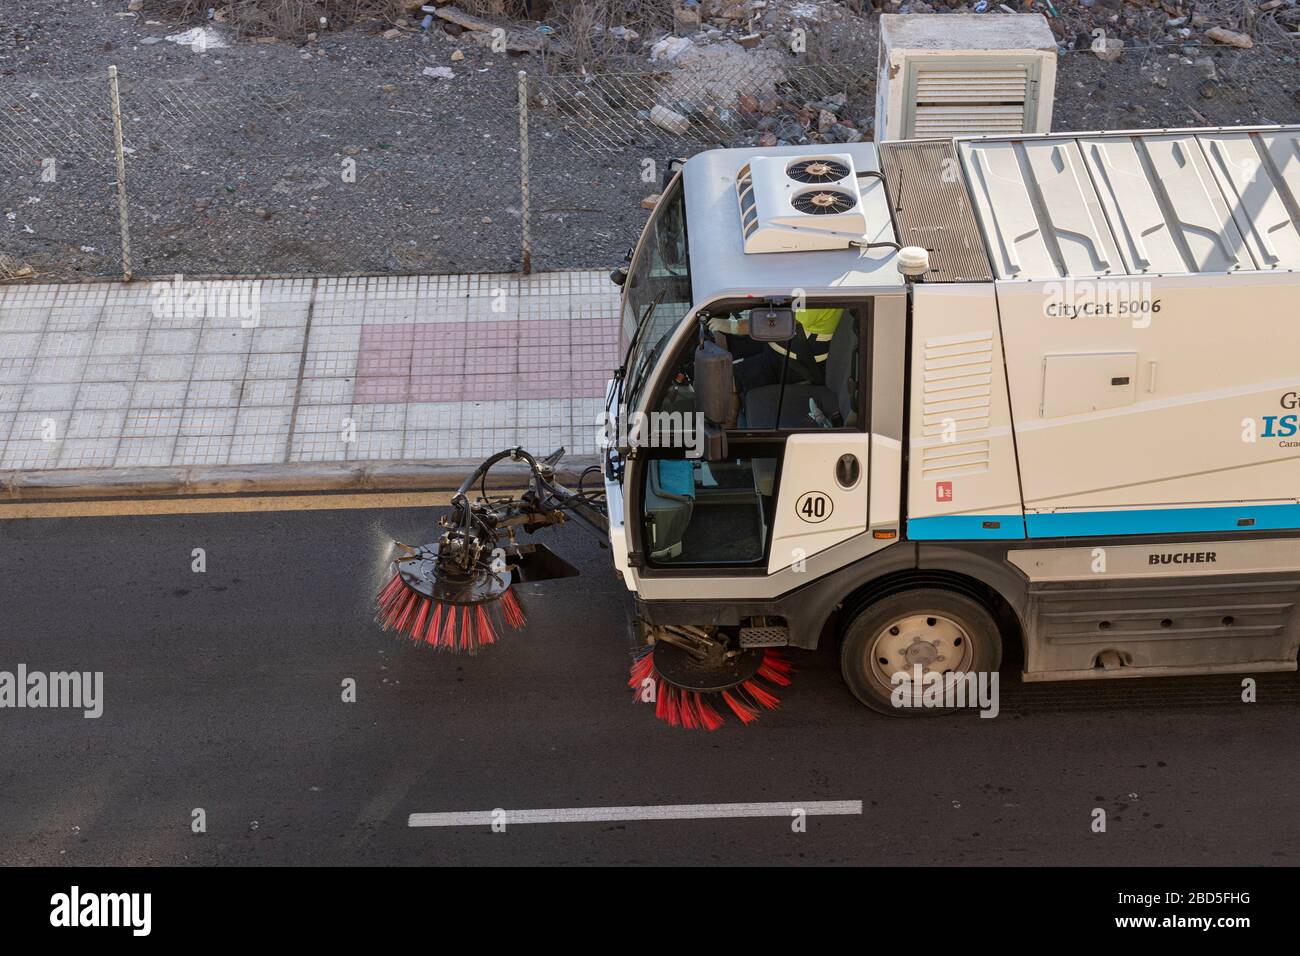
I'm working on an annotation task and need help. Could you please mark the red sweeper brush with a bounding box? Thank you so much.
[628,643,794,730]
[375,534,526,653]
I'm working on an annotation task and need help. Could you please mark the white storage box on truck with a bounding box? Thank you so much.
[874,13,1057,141]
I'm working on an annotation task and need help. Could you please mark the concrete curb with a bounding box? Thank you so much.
[0,456,602,503]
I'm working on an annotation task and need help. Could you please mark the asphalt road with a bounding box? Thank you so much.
[1,505,1297,866]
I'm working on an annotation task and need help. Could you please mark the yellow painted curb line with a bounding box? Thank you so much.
[0,491,456,521]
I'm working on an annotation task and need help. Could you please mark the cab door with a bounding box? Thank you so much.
[625,298,887,591]
[765,432,871,573]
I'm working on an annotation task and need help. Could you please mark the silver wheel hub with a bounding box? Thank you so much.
[868,613,974,691]
[903,638,943,667]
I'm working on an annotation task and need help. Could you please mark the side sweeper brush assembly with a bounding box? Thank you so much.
[374,447,603,653]
[375,538,527,652]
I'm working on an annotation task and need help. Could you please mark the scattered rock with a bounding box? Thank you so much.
[650,35,693,62]
[675,0,702,27]
[254,207,272,221]
[382,28,402,39]
[774,118,804,142]
[1205,26,1253,49]
[640,194,661,209]
[450,49,464,61]
[422,66,455,79]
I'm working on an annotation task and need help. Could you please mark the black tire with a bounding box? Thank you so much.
[839,588,1003,717]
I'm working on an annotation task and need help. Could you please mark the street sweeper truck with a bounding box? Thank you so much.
[376,123,1300,729]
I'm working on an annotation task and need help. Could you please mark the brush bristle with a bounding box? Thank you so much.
[629,648,793,731]
[374,572,524,653]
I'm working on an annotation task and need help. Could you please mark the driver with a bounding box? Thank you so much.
[710,307,845,393]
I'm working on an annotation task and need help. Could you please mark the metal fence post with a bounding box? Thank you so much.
[107,65,133,281]
[517,70,532,276]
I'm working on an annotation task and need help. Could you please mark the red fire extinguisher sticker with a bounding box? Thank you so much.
[935,481,953,503]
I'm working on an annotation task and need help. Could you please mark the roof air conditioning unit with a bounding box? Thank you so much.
[875,13,1057,142]
[735,154,872,254]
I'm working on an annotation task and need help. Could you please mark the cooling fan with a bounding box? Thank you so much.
[792,188,858,216]
[786,158,851,184]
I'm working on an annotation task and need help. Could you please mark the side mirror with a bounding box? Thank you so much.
[748,307,796,342]
[662,157,686,188]
[610,246,634,287]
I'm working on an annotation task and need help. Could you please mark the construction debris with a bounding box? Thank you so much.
[650,104,692,135]
[432,5,565,53]
[1093,36,1125,61]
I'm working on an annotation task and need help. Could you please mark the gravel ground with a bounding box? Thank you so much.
[1,0,1297,281]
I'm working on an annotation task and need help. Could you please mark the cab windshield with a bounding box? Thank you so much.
[620,174,692,414]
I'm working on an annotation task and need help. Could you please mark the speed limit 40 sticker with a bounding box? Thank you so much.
[795,491,833,523]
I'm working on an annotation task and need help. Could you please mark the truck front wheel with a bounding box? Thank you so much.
[839,589,1003,717]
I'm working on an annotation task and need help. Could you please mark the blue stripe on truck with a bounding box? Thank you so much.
[906,514,1028,540]
[1025,503,1300,538]
[907,503,1300,540]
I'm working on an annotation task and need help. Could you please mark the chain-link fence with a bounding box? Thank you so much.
[0,54,874,283]
[533,60,874,150]
[0,77,123,281]
[4,0,1300,287]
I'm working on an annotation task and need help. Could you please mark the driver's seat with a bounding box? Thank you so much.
[738,317,857,431]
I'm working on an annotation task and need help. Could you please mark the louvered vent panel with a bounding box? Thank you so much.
[920,331,994,476]
[913,67,1029,137]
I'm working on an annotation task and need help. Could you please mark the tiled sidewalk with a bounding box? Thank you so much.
[0,272,619,472]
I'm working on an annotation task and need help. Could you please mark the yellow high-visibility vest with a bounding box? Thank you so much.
[768,308,844,363]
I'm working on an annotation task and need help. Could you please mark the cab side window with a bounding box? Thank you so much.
[731,306,860,431]
[654,304,863,433]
